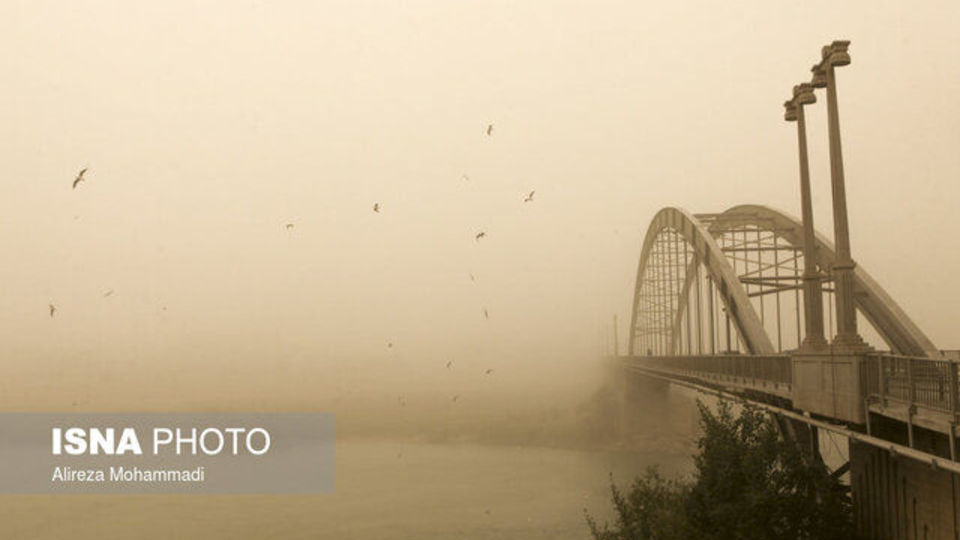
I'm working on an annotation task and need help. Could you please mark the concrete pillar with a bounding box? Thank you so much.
[814,40,868,351]
[792,350,866,424]
[784,84,827,350]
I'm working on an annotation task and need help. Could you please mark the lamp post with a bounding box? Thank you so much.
[812,40,867,350]
[784,83,827,350]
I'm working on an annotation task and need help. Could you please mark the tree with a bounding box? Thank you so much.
[587,400,856,540]
[586,468,692,540]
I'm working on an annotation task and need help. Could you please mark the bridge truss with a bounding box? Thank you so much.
[629,205,939,359]
[622,205,960,453]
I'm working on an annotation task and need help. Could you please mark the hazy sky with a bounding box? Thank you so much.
[2,1,959,400]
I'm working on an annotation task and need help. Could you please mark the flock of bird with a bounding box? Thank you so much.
[56,123,533,416]
[379,123,532,409]
[49,167,112,319]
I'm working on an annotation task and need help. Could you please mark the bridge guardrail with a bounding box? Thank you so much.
[624,354,792,396]
[862,354,959,416]
[623,353,960,423]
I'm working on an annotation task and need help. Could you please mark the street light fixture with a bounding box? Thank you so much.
[783,100,797,122]
[810,64,827,88]
[794,82,816,105]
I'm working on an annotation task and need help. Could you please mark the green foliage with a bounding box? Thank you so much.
[585,468,691,540]
[586,400,856,540]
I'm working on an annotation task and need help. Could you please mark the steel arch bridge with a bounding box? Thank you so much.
[614,204,960,538]
[627,204,939,359]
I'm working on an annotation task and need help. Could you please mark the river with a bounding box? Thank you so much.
[0,439,693,539]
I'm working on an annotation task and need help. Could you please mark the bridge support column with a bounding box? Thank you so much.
[792,350,866,424]
[814,40,870,352]
[784,84,828,351]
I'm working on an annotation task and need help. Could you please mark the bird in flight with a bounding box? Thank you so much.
[486,124,493,136]
[103,290,114,298]
[452,395,459,402]
[373,203,380,213]
[284,223,295,230]
[482,307,489,320]
[523,191,535,203]
[462,174,470,182]
[446,360,453,369]
[485,369,494,375]
[475,231,486,242]
[72,168,87,189]
[49,304,56,317]
[469,273,475,282]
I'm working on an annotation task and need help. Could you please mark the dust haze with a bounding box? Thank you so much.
[2,1,960,450]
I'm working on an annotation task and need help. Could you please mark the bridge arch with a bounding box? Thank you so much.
[628,207,774,356]
[628,205,939,358]
[714,205,938,357]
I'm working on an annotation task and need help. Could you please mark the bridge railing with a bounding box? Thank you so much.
[862,354,959,415]
[624,354,792,396]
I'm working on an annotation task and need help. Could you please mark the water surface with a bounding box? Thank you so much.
[1,439,693,539]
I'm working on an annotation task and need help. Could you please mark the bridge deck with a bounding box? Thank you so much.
[862,354,959,438]
[616,353,960,438]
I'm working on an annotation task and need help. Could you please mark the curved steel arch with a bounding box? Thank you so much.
[628,205,940,358]
[714,205,939,358]
[629,207,775,355]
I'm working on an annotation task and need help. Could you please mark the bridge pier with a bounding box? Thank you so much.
[793,350,866,424]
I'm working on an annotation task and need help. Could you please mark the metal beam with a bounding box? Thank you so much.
[624,364,960,475]
[712,205,940,357]
[630,207,775,355]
